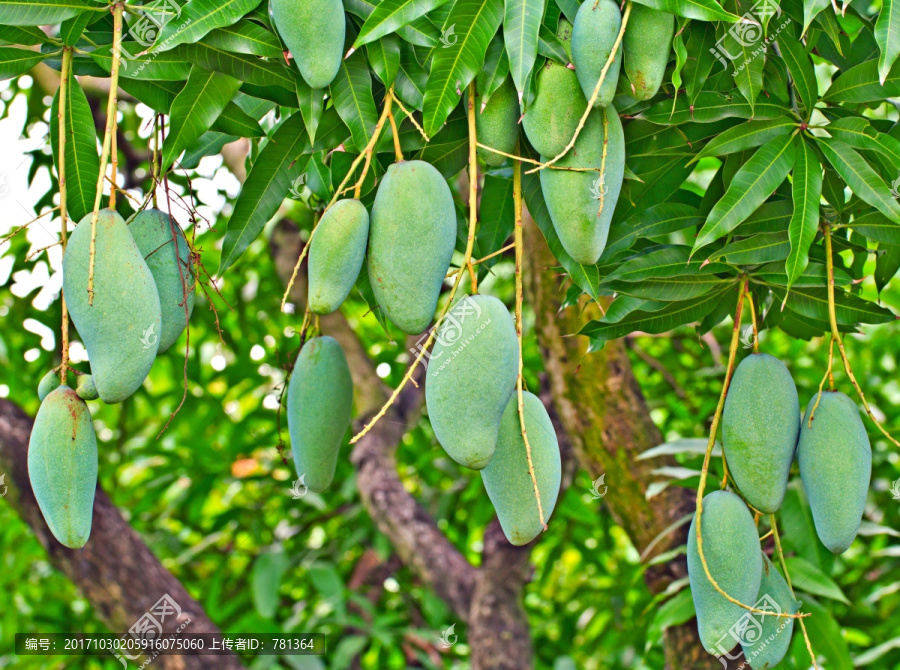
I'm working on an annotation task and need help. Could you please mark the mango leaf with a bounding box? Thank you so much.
[826,117,900,169]
[785,556,850,604]
[394,41,428,109]
[422,0,504,138]
[201,19,283,58]
[354,0,451,47]
[50,70,98,222]
[152,0,263,53]
[219,114,311,272]
[876,0,900,84]
[367,34,401,87]
[180,131,237,170]
[694,133,797,252]
[824,59,900,103]
[603,203,703,257]
[58,10,93,45]
[90,43,192,80]
[817,138,900,224]
[683,23,717,106]
[355,261,392,336]
[0,25,49,45]
[606,275,731,301]
[504,0,543,93]
[330,49,378,152]
[631,0,739,22]
[776,25,818,119]
[641,92,792,125]
[755,260,851,287]
[0,0,95,26]
[478,34,510,103]
[0,46,47,80]
[772,286,896,325]
[796,596,854,670]
[603,246,728,282]
[181,43,294,88]
[875,243,900,294]
[690,117,796,163]
[785,138,822,290]
[579,288,732,346]
[850,212,900,244]
[345,0,442,47]
[538,23,568,63]
[476,174,514,277]
[250,546,289,618]
[295,78,324,144]
[710,231,791,265]
[802,0,830,36]
[162,67,241,172]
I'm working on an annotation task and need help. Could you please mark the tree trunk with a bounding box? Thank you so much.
[0,399,243,670]
[523,221,745,669]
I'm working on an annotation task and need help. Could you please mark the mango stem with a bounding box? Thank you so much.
[526,1,633,175]
[57,47,72,386]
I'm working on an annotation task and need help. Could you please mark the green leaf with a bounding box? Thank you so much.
[875,243,900,293]
[631,0,739,22]
[219,114,311,273]
[725,28,764,113]
[555,0,580,22]
[797,596,854,670]
[802,0,830,36]
[477,34,510,102]
[422,0,504,138]
[0,46,47,80]
[162,67,242,172]
[212,100,266,137]
[641,92,792,125]
[475,175,515,276]
[90,43,192,80]
[504,0,543,93]
[521,166,601,300]
[201,19,283,58]
[118,78,181,113]
[772,286,896,325]
[603,203,703,257]
[690,117,796,164]
[776,25,818,119]
[250,547,289,618]
[295,78,324,144]
[330,49,378,152]
[354,0,451,47]
[355,261,392,336]
[603,246,728,282]
[785,139,823,290]
[755,260,851,287]
[394,41,428,109]
[694,133,797,251]
[0,0,96,26]
[0,24,50,45]
[607,275,731,301]
[180,131,237,170]
[817,137,900,224]
[784,556,850,604]
[824,59,900,103]
[367,34,401,87]
[710,231,791,265]
[345,0,442,47]
[850,212,900,244]
[152,0,263,53]
[58,9,93,46]
[181,42,294,88]
[876,0,900,84]
[50,69,98,222]
[683,23,717,106]
[538,23,568,64]
[826,117,900,170]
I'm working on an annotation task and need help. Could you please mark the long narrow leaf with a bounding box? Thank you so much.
[785,138,823,290]
[504,0,543,93]
[817,137,900,224]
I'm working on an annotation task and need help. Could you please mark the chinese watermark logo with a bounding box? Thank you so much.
[439,623,458,648]
[111,593,192,668]
[740,324,756,349]
[890,477,900,501]
[290,475,308,499]
[440,25,458,48]
[590,173,608,200]
[0,172,9,199]
[287,173,306,200]
[409,295,484,371]
[710,0,789,73]
[889,173,900,199]
[0,473,7,498]
[140,324,158,350]
[712,593,789,669]
[590,474,608,499]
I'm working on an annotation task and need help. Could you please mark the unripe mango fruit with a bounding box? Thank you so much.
[687,490,762,654]
[75,373,99,401]
[63,209,161,403]
[722,353,800,513]
[798,391,871,554]
[740,554,798,670]
[130,208,194,354]
[482,392,561,545]
[623,4,674,100]
[308,199,369,315]
[38,370,60,401]
[476,77,520,167]
[522,61,586,158]
[28,385,98,548]
[425,295,518,469]
[270,0,345,90]
[367,161,456,335]
[539,105,624,264]
[287,336,353,493]
[572,0,622,108]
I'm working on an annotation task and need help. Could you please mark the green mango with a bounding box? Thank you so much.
[37,370,61,401]
[367,160,456,334]
[539,105,624,264]
[270,0,344,90]
[425,294,518,469]
[522,60,586,158]
[308,199,369,315]
[75,373,98,401]
[63,209,161,403]
[739,554,798,670]
[687,490,762,654]
[798,391,871,553]
[28,385,98,548]
[287,336,353,493]
[572,0,622,108]
[482,392,561,545]
[622,4,674,101]
[129,208,194,354]
[722,353,800,513]
[476,76,520,166]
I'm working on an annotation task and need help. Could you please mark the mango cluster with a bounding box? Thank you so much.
[688,353,872,664]
[30,207,194,548]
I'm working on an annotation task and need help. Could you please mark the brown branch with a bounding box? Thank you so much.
[0,399,243,670]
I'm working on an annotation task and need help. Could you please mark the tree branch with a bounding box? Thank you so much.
[0,399,244,670]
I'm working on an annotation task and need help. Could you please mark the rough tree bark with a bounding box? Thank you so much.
[523,221,745,669]
[0,399,243,670]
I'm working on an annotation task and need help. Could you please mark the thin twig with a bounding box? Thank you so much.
[390,93,429,142]
[58,47,72,385]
